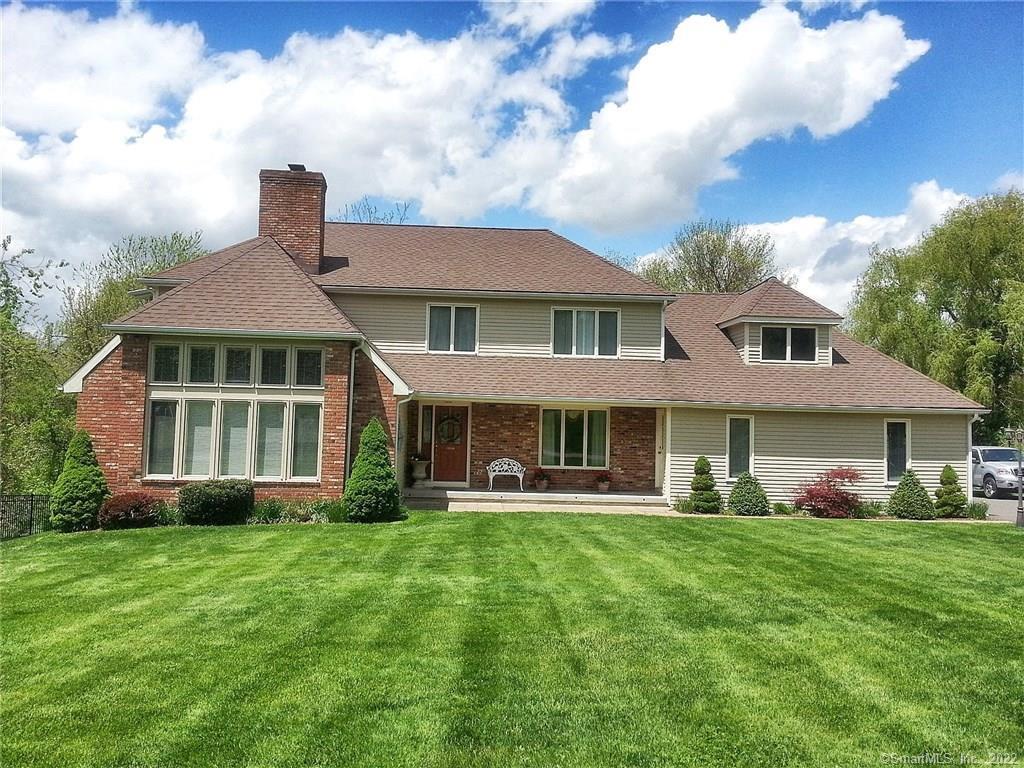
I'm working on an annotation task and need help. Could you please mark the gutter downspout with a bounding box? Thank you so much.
[394,393,415,493]
[967,413,982,504]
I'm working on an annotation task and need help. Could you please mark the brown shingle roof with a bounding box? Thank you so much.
[110,238,359,337]
[315,223,670,297]
[717,277,843,325]
[379,293,980,411]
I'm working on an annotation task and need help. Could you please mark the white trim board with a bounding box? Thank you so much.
[62,335,122,393]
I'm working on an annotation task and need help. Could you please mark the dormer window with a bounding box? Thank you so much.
[761,326,816,363]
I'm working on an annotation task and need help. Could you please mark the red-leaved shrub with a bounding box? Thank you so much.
[98,492,161,530]
[793,468,863,518]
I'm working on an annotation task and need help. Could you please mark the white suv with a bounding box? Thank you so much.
[972,446,1023,499]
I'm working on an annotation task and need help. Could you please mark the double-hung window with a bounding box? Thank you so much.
[885,419,910,484]
[540,408,608,468]
[427,305,477,353]
[761,326,816,362]
[552,309,618,357]
[727,416,753,479]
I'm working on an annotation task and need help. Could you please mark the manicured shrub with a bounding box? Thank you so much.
[98,492,161,530]
[793,467,863,518]
[934,464,968,518]
[674,497,695,514]
[966,501,989,520]
[772,502,799,516]
[248,498,287,525]
[689,456,722,514]
[888,470,935,520]
[50,430,109,532]
[852,501,886,519]
[728,473,770,516]
[344,418,406,523]
[179,480,254,526]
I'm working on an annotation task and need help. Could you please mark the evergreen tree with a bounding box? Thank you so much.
[934,464,968,518]
[343,418,405,523]
[50,430,109,532]
[728,472,770,516]
[689,456,722,514]
[888,470,936,520]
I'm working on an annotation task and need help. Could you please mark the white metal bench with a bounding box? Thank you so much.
[487,458,526,491]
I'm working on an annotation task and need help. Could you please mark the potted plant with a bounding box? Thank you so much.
[595,471,612,493]
[533,467,551,491]
[409,452,430,487]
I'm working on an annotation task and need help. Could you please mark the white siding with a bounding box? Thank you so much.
[668,407,970,504]
[332,293,663,359]
[746,323,832,365]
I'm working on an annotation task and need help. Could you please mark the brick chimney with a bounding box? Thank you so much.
[258,165,327,274]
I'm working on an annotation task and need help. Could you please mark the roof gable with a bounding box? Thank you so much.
[717,277,843,326]
[109,238,359,338]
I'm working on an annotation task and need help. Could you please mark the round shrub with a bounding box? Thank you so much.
[344,418,405,523]
[179,480,254,526]
[728,473,770,516]
[689,456,722,514]
[888,470,935,520]
[98,492,161,529]
[934,464,968,518]
[50,430,109,533]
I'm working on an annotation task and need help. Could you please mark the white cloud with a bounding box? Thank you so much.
[532,5,929,230]
[484,0,596,38]
[753,180,968,313]
[800,0,872,15]
[2,0,931,306]
[993,170,1024,193]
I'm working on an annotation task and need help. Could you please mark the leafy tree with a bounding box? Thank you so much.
[50,430,109,532]
[59,232,206,371]
[887,470,935,520]
[727,472,771,516]
[638,219,790,293]
[689,456,722,514]
[849,192,1024,442]
[344,418,405,523]
[934,465,968,519]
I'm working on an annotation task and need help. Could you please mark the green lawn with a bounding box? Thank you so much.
[2,512,1022,767]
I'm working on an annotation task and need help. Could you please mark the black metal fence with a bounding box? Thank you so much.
[0,495,51,540]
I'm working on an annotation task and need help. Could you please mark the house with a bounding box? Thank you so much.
[63,166,985,512]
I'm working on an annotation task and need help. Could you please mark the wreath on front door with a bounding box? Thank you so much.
[436,415,462,444]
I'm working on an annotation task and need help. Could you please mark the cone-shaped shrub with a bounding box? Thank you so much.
[888,470,935,519]
[689,456,722,514]
[934,464,968,518]
[344,418,405,523]
[728,472,770,516]
[50,430,109,532]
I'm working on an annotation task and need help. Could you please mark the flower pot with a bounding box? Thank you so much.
[411,459,430,487]
[535,479,549,491]
[597,481,610,493]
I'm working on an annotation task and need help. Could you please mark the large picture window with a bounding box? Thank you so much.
[291,404,321,478]
[540,408,609,468]
[219,402,250,477]
[552,309,618,357]
[885,419,909,484]
[255,403,286,478]
[727,416,752,479]
[427,305,477,353]
[760,326,817,363]
[182,401,215,476]
[147,401,177,476]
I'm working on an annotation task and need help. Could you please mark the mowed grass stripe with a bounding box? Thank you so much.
[1,512,1021,767]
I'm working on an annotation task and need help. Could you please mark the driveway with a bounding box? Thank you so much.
[982,496,1023,523]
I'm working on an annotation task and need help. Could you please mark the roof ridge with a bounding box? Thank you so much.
[543,229,672,297]
[324,221,549,232]
[766,277,842,318]
[263,235,363,333]
[113,238,269,325]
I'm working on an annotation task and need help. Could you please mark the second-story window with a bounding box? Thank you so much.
[552,309,618,357]
[427,305,477,353]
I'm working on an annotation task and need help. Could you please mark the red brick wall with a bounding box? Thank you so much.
[468,403,657,492]
[350,349,399,463]
[257,169,326,274]
[77,337,355,502]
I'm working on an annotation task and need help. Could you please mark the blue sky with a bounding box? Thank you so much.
[3,1,1022,312]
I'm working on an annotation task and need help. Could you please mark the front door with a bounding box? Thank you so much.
[432,406,469,483]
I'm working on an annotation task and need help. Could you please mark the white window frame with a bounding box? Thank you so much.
[726,415,754,480]
[184,343,218,385]
[258,345,290,387]
[149,341,183,385]
[292,347,325,389]
[551,307,620,358]
[760,325,818,364]
[253,400,289,481]
[538,407,610,469]
[288,402,324,480]
[884,418,911,486]
[425,304,480,354]
[180,399,217,479]
[143,399,181,479]
[217,400,252,479]
[221,344,255,387]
